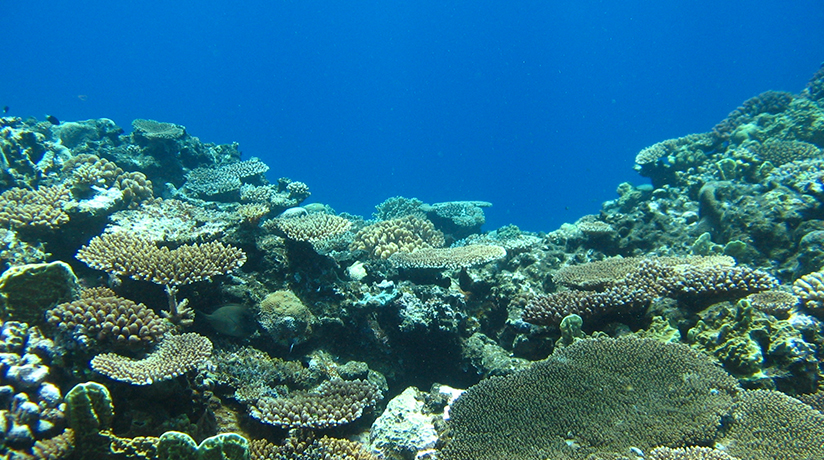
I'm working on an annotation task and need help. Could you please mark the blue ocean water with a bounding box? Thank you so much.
[3,1,823,232]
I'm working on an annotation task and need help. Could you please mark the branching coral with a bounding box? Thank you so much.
[76,232,246,326]
[270,213,352,244]
[90,333,212,385]
[524,256,777,326]
[388,245,506,270]
[250,378,383,429]
[350,215,444,259]
[0,185,71,230]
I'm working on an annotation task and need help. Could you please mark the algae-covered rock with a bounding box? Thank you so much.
[687,300,820,393]
[157,431,249,460]
[0,261,79,325]
[257,290,317,348]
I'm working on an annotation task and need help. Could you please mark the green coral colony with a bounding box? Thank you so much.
[0,67,823,460]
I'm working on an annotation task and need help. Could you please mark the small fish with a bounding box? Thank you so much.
[46,115,59,125]
[2,106,8,114]
[201,303,255,338]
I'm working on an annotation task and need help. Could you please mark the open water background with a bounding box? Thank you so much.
[3,1,824,231]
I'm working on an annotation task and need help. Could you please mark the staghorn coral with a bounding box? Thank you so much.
[269,213,352,244]
[0,185,71,230]
[250,378,383,429]
[90,333,212,385]
[647,446,740,460]
[46,295,168,351]
[184,157,269,197]
[524,256,776,327]
[388,244,506,270]
[716,389,824,460]
[350,214,445,259]
[440,338,740,460]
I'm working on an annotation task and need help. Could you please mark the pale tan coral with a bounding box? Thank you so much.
[90,333,212,385]
[635,133,716,165]
[184,157,269,196]
[0,185,71,230]
[132,119,185,139]
[76,232,247,288]
[46,295,168,350]
[350,215,444,259]
[793,270,824,314]
[271,213,352,243]
[525,256,777,326]
[745,289,799,317]
[648,446,740,460]
[250,378,382,429]
[236,203,270,225]
[388,245,506,269]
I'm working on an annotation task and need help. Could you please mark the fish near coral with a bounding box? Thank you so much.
[201,304,256,338]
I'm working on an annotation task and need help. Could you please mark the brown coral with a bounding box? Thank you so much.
[250,378,383,429]
[751,139,822,166]
[717,389,824,460]
[648,446,740,460]
[0,185,71,230]
[90,333,212,385]
[46,295,168,350]
[250,432,379,460]
[76,232,247,288]
[388,245,506,269]
[525,256,777,326]
[272,213,352,243]
[350,215,445,259]
[440,338,740,460]
[745,289,798,317]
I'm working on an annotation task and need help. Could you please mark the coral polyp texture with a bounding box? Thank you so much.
[524,256,777,326]
[46,294,168,350]
[271,213,353,243]
[4,65,824,459]
[793,270,824,315]
[440,338,740,460]
[388,244,506,269]
[0,185,71,230]
[184,157,269,197]
[90,332,213,385]
[75,232,247,287]
[350,214,445,259]
[250,378,383,429]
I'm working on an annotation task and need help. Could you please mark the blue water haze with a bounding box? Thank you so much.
[3,1,823,231]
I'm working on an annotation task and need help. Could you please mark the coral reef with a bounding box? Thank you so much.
[440,338,740,460]
[90,333,213,385]
[3,67,824,458]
